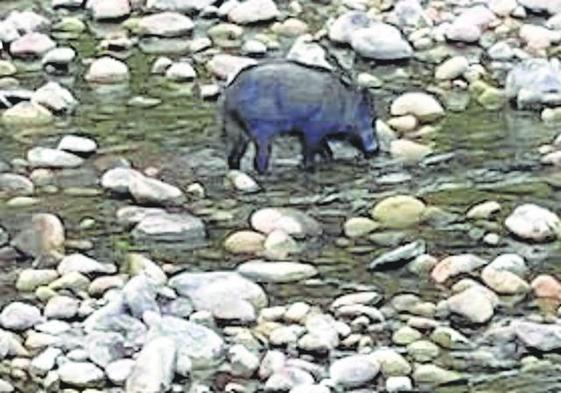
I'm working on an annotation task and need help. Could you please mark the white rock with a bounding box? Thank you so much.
[435,56,469,81]
[58,253,116,275]
[237,260,317,283]
[85,57,129,84]
[129,176,185,206]
[329,355,379,387]
[31,82,78,113]
[1,302,42,331]
[350,22,413,60]
[86,0,131,20]
[58,135,97,154]
[390,92,444,122]
[228,0,279,24]
[105,358,135,385]
[58,361,105,387]
[44,296,79,319]
[228,344,259,377]
[138,12,194,37]
[125,337,176,392]
[10,32,55,58]
[505,204,561,242]
[166,62,197,81]
[101,167,143,194]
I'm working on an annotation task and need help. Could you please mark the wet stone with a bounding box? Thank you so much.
[10,33,56,58]
[0,173,34,196]
[132,212,206,244]
[505,204,561,242]
[228,0,280,24]
[2,102,53,126]
[138,12,194,37]
[85,57,129,84]
[27,147,83,169]
[58,135,98,155]
[237,260,317,283]
[58,361,105,388]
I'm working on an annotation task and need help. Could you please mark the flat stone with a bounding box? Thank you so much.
[2,102,53,126]
[0,173,34,196]
[228,0,279,24]
[237,260,317,283]
[505,204,561,242]
[10,33,55,58]
[58,361,105,388]
[132,212,206,244]
[86,0,131,20]
[138,12,194,37]
[329,355,379,388]
[251,207,321,238]
[85,57,129,84]
[27,147,83,168]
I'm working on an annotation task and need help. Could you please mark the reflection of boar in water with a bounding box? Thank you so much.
[218,60,379,174]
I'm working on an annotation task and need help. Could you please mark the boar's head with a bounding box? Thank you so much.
[348,87,379,158]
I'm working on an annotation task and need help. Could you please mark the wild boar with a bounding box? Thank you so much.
[218,60,379,174]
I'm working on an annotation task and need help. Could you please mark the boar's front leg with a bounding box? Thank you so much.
[302,135,324,171]
[254,135,273,174]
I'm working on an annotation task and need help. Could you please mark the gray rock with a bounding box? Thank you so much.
[228,344,259,377]
[123,275,159,319]
[10,33,55,58]
[6,10,49,33]
[44,296,79,319]
[0,21,19,44]
[386,376,413,393]
[0,227,8,248]
[132,212,206,244]
[85,57,129,84]
[330,355,379,387]
[166,62,197,81]
[125,336,176,392]
[146,315,225,369]
[505,59,561,109]
[0,302,42,331]
[445,5,496,43]
[42,47,76,67]
[86,331,127,367]
[138,12,194,37]
[237,260,318,283]
[105,358,135,386]
[0,173,34,196]
[129,175,186,206]
[11,213,65,259]
[513,320,561,351]
[369,240,426,270]
[351,23,413,60]
[27,147,83,168]
[168,271,267,322]
[58,135,97,154]
[58,253,116,276]
[328,11,372,44]
[265,367,315,392]
[298,313,339,353]
[30,347,62,376]
[519,0,561,14]
[286,36,332,70]
[86,0,131,20]
[488,41,514,61]
[101,167,143,194]
[446,287,495,324]
[251,208,321,238]
[207,54,257,80]
[58,361,105,387]
[147,0,217,12]
[228,0,279,24]
[32,82,77,114]
[53,0,84,8]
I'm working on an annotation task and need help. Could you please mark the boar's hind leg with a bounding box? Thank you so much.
[302,135,325,171]
[226,119,250,170]
[318,140,333,161]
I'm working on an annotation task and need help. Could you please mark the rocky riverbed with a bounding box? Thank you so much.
[2,0,561,392]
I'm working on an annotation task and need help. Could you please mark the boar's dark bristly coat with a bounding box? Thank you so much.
[218,60,379,174]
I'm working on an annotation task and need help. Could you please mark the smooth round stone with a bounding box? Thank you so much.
[390,92,445,122]
[505,204,561,242]
[392,326,422,345]
[131,212,206,243]
[101,168,143,194]
[58,135,97,155]
[370,348,412,377]
[0,302,42,331]
[226,170,260,193]
[435,56,469,81]
[227,0,279,24]
[129,176,185,206]
[228,344,259,377]
[27,147,83,168]
[206,54,257,80]
[430,327,471,350]
[407,340,440,362]
[284,302,310,323]
[390,139,432,163]
[370,195,426,229]
[16,269,58,292]
[44,296,79,319]
[224,231,265,254]
[0,173,34,196]
[0,61,16,77]
[105,358,134,386]
[165,62,197,81]
[208,23,244,48]
[413,364,463,386]
[344,217,379,238]
[58,361,105,387]
[11,213,65,258]
[329,355,379,388]
[263,229,299,260]
[431,254,488,284]
[87,0,131,20]
[481,267,530,295]
[10,32,55,58]
[242,39,267,55]
[272,18,308,36]
[137,12,194,37]
[85,57,129,84]
[31,82,77,114]
[42,47,76,66]
[2,102,53,126]
[446,287,495,324]
[251,207,321,238]
[237,260,317,283]
[466,200,501,219]
[350,22,413,60]
[386,376,413,393]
